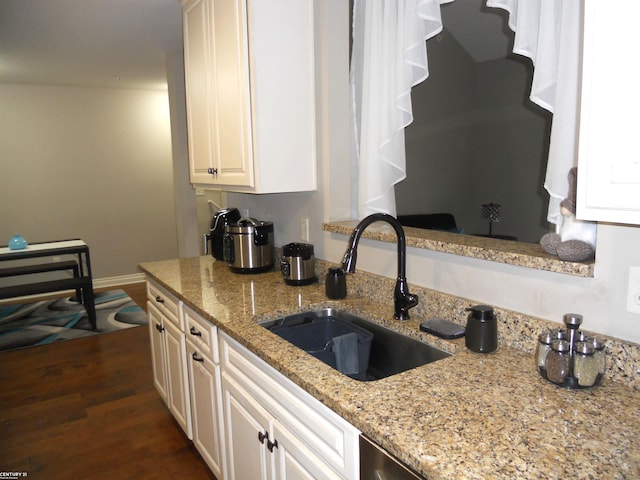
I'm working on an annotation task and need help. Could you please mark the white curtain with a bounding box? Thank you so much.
[350,0,453,218]
[350,0,582,226]
[487,0,583,226]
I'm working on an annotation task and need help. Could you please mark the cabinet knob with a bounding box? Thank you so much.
[155,323,164,333]
[258,431,268,444]
[155,295,164,303]
[207,167,218,175]
[267,438,278,452]
[189,326,202,337]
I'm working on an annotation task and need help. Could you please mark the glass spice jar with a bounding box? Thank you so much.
[546,339,570,385]
[574,342,599,387]
[536,332,553,376]
[573,342,598,387]
[591,337,606,376]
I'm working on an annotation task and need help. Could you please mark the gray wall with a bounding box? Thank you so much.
[227,1,640,344]
[0,83,179,279]
[397,29,552,243]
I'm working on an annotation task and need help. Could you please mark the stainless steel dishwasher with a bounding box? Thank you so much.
[360,435,425,479]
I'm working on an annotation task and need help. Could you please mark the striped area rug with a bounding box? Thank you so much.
[0,289,147,353]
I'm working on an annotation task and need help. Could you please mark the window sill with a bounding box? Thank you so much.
[322,221,594,278]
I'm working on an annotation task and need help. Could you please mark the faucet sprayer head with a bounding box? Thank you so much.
[341,248,357,273]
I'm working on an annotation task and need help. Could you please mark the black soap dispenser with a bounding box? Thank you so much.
[465,305,497,353]
[325,268,347,299]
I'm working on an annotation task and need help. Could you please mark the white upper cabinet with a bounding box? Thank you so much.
[182,0,317,193]
[577,0,640,225]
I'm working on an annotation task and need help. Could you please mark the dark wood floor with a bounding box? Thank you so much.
[0,282,216,480]
[114,281,148,313]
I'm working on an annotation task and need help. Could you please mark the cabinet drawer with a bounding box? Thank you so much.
[184,305,218,363]
[220,332,359,479]
[147,281,181,330]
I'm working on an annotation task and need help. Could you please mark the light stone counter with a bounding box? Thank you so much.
[140,256,640,480]
[323,220,595,277]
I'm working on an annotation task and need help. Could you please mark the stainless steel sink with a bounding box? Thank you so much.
[260,308,451,381]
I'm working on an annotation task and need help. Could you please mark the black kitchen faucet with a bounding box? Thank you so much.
[341,213,419,320]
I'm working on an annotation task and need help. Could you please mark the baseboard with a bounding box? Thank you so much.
[93,273,146,289]
[0,273,146,305]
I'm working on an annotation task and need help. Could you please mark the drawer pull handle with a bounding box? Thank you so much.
[258,431,267,444]
[155,295,164,304]
[189,326,202,337]
[155,323,164,333]
[192,352,204,363]
[267,439,278,452]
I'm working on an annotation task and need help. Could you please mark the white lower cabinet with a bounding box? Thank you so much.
[273,418,345,480]
[185,305,226,479]
[220,332,359,480]
[223,374,339,480]
[164,318,192,437]
[223,375,273,479]
[148,305,168,403]
[147,279,360,480]
[147,284,192,439]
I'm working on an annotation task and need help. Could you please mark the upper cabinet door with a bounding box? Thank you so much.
[210,0,254,187]
[181,0,317,193]
[577,0,640,225]
[246,0,317,193]
[183,0,215,186]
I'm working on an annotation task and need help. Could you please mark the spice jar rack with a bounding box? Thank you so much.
[535,313,605,389]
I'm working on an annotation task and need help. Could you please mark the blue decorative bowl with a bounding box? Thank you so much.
[8,234,28,250]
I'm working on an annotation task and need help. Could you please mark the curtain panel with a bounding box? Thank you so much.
[350,0,582,226]
[487,0,583,225]
[350,0,453,218]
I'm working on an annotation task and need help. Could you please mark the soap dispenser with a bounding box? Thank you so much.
[465,305,497,353]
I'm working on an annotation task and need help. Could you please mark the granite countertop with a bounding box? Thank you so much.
[140,256,640,480]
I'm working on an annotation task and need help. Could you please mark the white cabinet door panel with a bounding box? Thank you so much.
[273,422,343,480]
[181,0,315,192]
[577,0,640,225]
[164,318,192,439]
[188,345,225,479]
[148,304,168,404]
[183,0,215,185]
[211,0,254,186]
[223,374,271,480]
[220,332,360,479]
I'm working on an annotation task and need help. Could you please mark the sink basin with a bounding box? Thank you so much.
[260,308,451,381]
